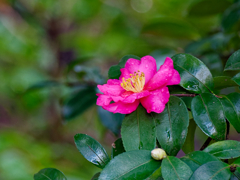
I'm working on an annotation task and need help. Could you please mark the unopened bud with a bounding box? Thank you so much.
[151,148,167,160]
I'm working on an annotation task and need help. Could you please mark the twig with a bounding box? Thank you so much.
[200,137,212,151]
[226,120,230,140]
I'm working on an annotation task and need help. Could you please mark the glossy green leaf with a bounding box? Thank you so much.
[172,53,214,93]
[220,93,240,133]
[91,172,100,180]
[232,73,240,86]
[145,167,163,180]
[188,0,231,16]
[62,86,97,121]
[34,168,67,180]
[153,96,189,156]
[182,119,197,154]
[74,134,110,169]
[224,49,240,71]
[111,138,125,159]
[181,97,193,109]
[118,55,140,68]
[121,105,156,151]
[191,93,226,140]
[98,150,161,180]
[180,151,220,172]
[108,65,121,79]
[213,76,238,90]
[98,107,125,135]
[222,2,240,32]
[142,17,200,40]
[203,140,240,159]
[190,161,231,180]
[161,156,193,180]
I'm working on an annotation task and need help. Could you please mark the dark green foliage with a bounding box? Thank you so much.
[34,168,67,180]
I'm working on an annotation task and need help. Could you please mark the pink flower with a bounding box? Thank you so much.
[96,56,181,114]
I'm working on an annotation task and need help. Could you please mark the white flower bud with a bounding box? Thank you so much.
[151,148,167,160]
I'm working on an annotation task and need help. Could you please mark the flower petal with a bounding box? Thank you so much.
[102,100,140,114]
[167,69,181,85]
[122,90,150,103]
[96,94,112,106]
[145,57,175,91]
[140,87,170,113]
[120,55,157,83]
[97,84,125,96]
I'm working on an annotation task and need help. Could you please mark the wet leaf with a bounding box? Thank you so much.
[153,96,189,156]
[224,49,240,71]
[111,138,125,159]
[213,76,238,90]
[121,105,156,151]
[34,168,67,180]
[91,172,100,180]
[191,93,226,140]
[74,134,110,169]
[232,73,240,86]
[99,150,161,180]
[172,53,214,93]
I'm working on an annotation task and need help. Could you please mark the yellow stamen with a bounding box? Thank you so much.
[121,71,145,93]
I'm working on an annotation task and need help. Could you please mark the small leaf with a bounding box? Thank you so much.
[180,151,220,172]
[153,96,189,156]
[224,49,240,71]
[62,86,97,121]
[191,93,226,140]
[190,161,231,180]
[98,150,161,180]
[91,172,100,180]
[98,107,125,135]
[182,119,197,154]
[111,138,125,159]
[161,156,193,180]
[220,93,240,133]
[74,134,110,169]
[232,73,240,86]
[145,167,164,180]
[203,140,240,159]
[108,65,121,79]
[213,76,238,90]
[118,55,140,68]
[172,53,214,93]
[121,105,156,151]
[34,168,67,180]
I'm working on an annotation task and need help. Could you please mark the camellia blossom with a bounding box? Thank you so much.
[96,56,181,114]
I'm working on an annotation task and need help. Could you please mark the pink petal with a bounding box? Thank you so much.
[167,69,181,85]
[96,94,112,106]
[97,84,125,96]
[120,55,157,84]
[140,87,170,113]
[145,57,174,91]
[107,79,121,85]
[102,100,140,114]
[122,90,150,103]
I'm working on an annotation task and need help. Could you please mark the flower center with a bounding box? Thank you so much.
[121,71,145,93]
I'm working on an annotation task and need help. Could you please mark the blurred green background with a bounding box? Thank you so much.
[0,0,240,179]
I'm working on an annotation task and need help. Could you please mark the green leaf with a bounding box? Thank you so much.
[145,167,164,180]
[161,156,193,180]
[232,73,240,86]
[180,151,220,172]
[220,93,240,133]
[203,140,240,159]
[213,76,238,90]
[34,168,67,180]
[152,96,189,156]
[181,97,193,109]
[222,2,240,32]
[190,161,231,180]
[98,107,125,135]
[62,86,97,121]
[108,65,121,79]
[188,0,231,16]
[121,105,156,151]
[111,138,125,159]
[118,55,140,68]
[182,119,197,154]
[191,93,226,140]
[74,134,110,169]
[172,53,214,93]
[224,49,240,71]
[91,172,100,180]
[98,150,161,180]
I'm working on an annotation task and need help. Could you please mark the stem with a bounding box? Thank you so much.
[171,94,222,98]
[200,137,212,151]
[226,120,230,140]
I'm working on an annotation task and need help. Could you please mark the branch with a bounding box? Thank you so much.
[171,94,222,98]
[200,137,212,151]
